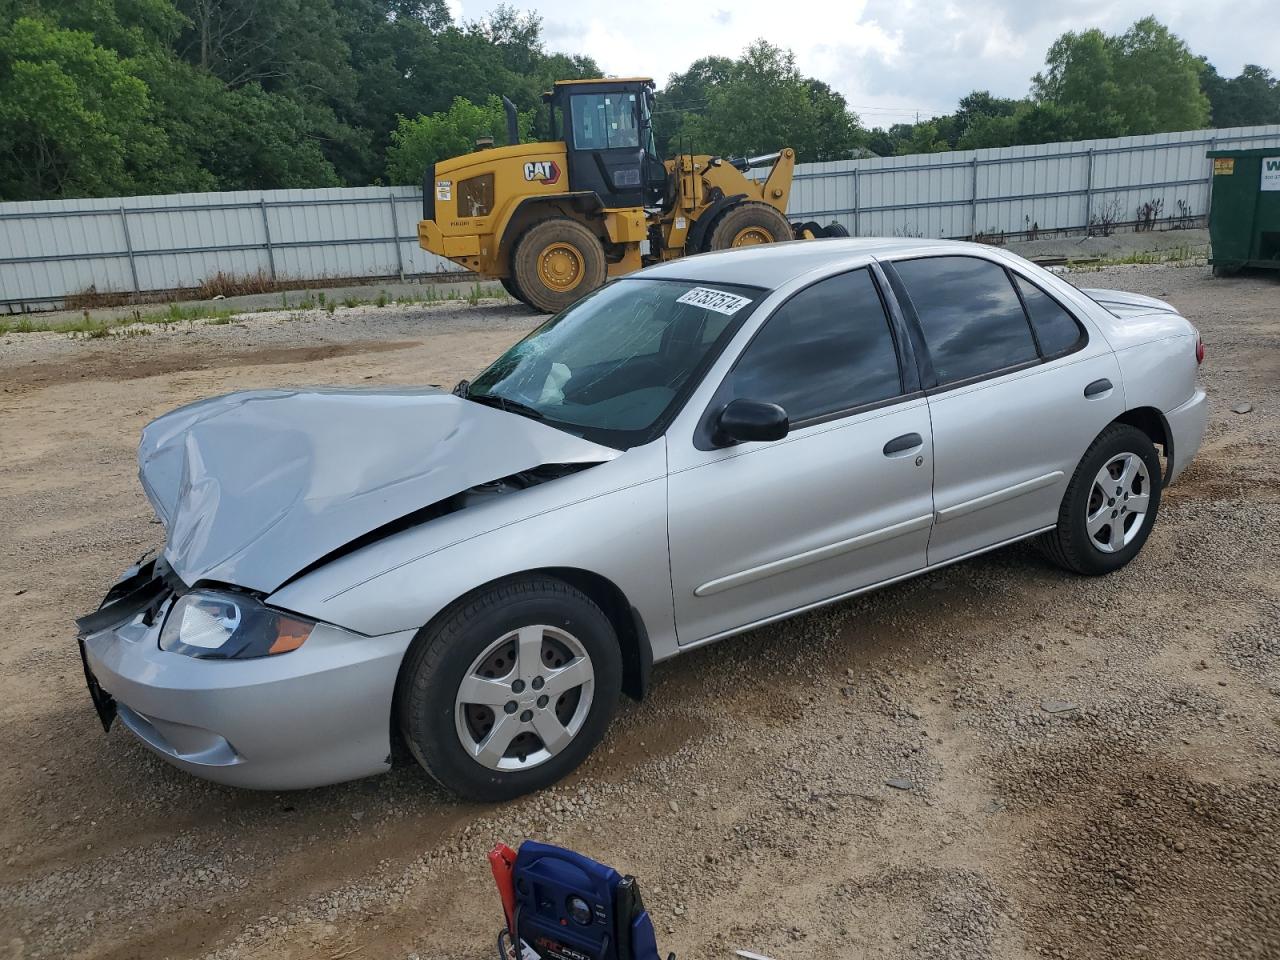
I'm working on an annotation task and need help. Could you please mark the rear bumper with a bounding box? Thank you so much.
[417,219,482,260]
[1165,386,1208,484]
[81,605,415,790]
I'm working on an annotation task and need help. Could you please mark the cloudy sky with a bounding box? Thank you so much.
[448,0,1276,127]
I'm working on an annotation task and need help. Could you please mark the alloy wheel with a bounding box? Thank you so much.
[1085,452,1151,553]
[454,625,595,771]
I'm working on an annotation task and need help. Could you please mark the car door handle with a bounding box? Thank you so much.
[1084,378,1113,399]
[883,432,923,457]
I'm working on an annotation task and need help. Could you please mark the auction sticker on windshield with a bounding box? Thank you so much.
[676,287,753,315]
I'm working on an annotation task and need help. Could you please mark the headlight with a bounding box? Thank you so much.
[159,590,314,659]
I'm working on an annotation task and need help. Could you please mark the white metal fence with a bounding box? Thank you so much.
[3,124,1279,313]
[785,124,1280,241]
[0,186,463,313]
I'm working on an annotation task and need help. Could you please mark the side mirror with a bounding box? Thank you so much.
[715,398,789,446]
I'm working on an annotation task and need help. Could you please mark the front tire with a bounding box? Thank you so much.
[705,202,793,251]
[396,576,621,801]
[1042,423,1162,575]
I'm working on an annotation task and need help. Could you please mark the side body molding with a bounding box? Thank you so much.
[695,514,934,597]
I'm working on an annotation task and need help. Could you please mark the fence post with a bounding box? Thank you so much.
[1084,148,1095,235]
[852,167,860,237]
[388,189,406,283]
[258,199,277,281]
[119,207,140,296]
[969,157,979,240]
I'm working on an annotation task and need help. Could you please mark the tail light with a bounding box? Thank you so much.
[1195,334,1205,365]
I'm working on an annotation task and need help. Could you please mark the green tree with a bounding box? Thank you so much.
[1033,28,1125,138]
[0,17,167,198]
[1203,62,1280,127]
[1033,17,1208,138]
[1109,17,1209,133]
[672,40,863,162]
[384,95,533,184]
[654,55,734,155]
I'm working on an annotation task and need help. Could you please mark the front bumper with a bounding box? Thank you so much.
[80,584,416,790]
[1165,386,1208,484]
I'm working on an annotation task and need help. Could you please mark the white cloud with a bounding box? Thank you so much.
[453,0,1276,127]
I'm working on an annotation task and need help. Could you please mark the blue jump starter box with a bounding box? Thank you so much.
[505,840,664,960]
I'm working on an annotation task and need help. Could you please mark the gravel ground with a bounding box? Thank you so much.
[0,263,1276,960]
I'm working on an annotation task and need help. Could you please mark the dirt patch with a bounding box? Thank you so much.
[4,339,420,390]
[1004,748,1280,959]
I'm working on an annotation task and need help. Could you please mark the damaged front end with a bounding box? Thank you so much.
[73,386,622,786]
[75,552,184,732]
[136,386,619,594]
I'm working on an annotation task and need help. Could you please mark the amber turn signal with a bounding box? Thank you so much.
[269,616,313,655]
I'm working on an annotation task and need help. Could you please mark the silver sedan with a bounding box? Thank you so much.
[78,239,1207,800]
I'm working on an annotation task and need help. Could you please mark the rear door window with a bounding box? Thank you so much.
[1013,275,1086,357]
[726,268,903,423]
[893,256,1038,385]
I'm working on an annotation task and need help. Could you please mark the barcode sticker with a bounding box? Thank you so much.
[675,287,753,315]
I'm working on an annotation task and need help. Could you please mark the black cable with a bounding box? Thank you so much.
[497,903,523,960]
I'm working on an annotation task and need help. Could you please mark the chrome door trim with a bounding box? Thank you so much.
[693,513,935,598]
[681,524,1056,649]
[934,471,1064,524]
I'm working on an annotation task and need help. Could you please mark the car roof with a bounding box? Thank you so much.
[637,237,1004,290]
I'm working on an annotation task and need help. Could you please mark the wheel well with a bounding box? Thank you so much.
[538,567,651,702]
[1112,406,1173,482]
[395,567,652,709]
[500,194,606,262]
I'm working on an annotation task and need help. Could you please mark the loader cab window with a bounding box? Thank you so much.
[640,90,659,160]
[570,94,640,151]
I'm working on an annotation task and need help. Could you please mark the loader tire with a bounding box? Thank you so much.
[706,202,794,251]
[512,218,607,314]
[795,220,826,240]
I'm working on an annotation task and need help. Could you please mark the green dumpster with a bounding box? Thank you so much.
[1207,147,1280,276]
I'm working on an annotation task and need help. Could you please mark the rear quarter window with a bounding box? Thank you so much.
[1013,275,1087,357]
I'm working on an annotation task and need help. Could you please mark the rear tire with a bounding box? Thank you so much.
[395,576,621,802]
[706,202,793,251]
[1041,424,1162,576]
[511,218,607,314]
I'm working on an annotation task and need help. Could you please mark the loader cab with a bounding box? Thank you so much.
[546,79,663,210]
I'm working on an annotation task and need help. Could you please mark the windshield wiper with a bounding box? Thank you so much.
[465,392,546,421]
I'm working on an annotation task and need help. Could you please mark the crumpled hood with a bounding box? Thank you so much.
[1081,287,1181,319]
[138,387,618,593]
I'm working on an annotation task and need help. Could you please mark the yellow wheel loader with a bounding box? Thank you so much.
[416,78,847,313]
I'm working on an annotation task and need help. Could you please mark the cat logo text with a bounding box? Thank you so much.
[523,160,561,185]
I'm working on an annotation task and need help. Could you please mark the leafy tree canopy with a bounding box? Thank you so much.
[663,41,863,162]
[385,95,534,184]
[0,7,1273,200]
